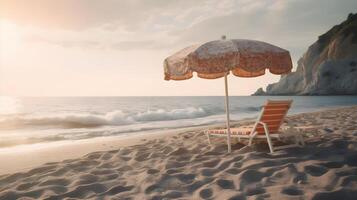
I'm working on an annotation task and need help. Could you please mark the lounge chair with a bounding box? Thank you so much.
[205,100,305,153]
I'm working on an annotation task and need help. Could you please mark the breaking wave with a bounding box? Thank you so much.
[0,107,211,129]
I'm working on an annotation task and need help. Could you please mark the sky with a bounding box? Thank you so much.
[1,0,357,96]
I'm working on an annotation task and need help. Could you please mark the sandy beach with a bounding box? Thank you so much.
[0,106,356,200]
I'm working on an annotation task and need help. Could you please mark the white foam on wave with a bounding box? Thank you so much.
[133,107,207,121]
[0,107,211,129]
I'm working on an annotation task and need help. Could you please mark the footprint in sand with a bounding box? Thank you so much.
[98,162,115,169]
[0,190,20,200]
[28,165,57,175]
[119,148,132,155]
[102,185,134,196]
[85,152,102,159]
[101,152,114,160]
[76,174,98,185]
[238,169,265,189]
[134,152,151,161]
[166,169,180,175]
[16,181,39,191]
[186,177,214,193]
[199,188,213,199]
[225,167,240,175]
[168,147,190,156]
[90,169,116,176]
[103,173,119,181]
[319,161,344,168]
[145,184,161,194]
[163,190,183,198]
[175,173,195,184]
[228,193,246,200]
[119,156,132,161]
[304,165,328,176]
[147,169,160,175]
[311,189,357,200]
[38,178,70,187]
[200,168,219,176]
[47,168,70,177]
[216,179,235,189]
[161,146,174,154]
[243,185,266,196]
[165,161,188,169]
[63,183,107,199]
[175,155,192,162]
[281,186,304,196]
[341,175,357,187]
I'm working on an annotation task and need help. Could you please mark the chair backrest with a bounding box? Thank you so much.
[254,100,292,134]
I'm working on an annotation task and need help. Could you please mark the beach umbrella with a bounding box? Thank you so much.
[163,36,292,153]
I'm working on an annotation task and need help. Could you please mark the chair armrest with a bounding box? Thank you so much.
[257,121,268,129]
[257,121,269,134]
[257,121,267,126]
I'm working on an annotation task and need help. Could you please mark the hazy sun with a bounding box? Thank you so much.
[0,20,22,53]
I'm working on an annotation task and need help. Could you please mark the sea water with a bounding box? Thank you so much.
[0,96,357,148]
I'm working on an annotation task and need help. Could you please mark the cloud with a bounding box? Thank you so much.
[111,40,173,50]
[26,34,103,49]
[2,0,356,33]
[4,0,357,60]
[0,0,285,31]
[167,0,357,62]
[0,0,210,31]
[25,31,177,51]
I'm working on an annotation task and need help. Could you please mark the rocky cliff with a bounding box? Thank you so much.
[254,13,357,95]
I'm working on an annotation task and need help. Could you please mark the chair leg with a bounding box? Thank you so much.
[299,134,305,146]
[206,132,212,145]
[248,132,258,146]
[266,133,274,153]
[262,126,274,153]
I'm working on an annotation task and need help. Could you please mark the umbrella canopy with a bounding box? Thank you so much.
[163,38,292,153]
[164,39,292,80]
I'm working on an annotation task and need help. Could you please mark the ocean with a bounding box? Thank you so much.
[1,96,357,148]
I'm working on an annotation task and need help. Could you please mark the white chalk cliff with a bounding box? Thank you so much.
[254,13,357,95]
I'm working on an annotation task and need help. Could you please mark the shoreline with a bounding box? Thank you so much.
[0,105,355,175]
[0,126,209,175]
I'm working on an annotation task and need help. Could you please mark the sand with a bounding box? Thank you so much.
[0,106,356,200]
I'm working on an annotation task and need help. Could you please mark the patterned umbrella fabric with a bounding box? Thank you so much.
[164,39,292,80]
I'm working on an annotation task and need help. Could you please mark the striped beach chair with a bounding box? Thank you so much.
[205,100,305,153]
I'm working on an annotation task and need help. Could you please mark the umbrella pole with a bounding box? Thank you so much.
[224,73,232,153]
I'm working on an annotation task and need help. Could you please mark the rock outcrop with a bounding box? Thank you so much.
[254,13,357,95]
